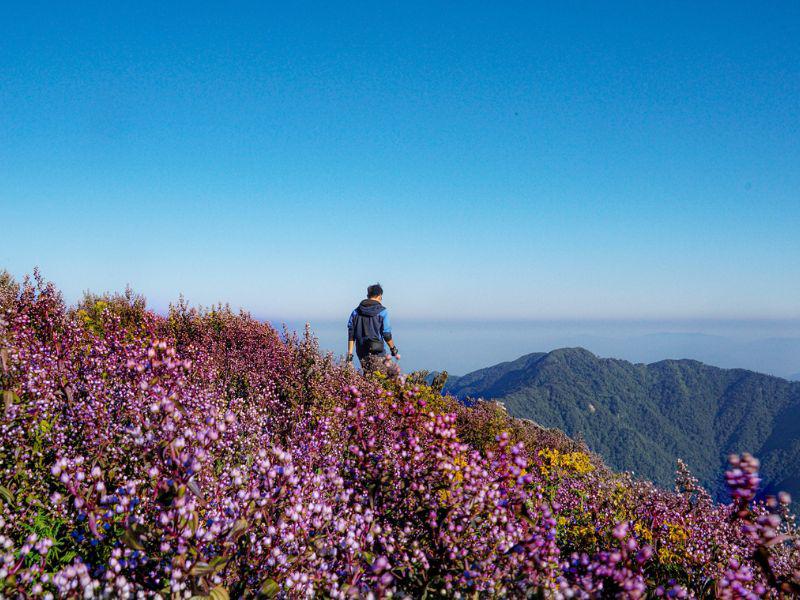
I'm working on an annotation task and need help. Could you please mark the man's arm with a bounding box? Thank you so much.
[380,309,399,357]
[346,310,356,362]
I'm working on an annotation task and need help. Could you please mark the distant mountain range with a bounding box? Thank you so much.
[442,348,800,505]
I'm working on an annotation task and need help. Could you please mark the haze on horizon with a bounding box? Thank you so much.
[2,2,799,323]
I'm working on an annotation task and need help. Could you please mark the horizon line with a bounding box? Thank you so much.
[264,315,800,325]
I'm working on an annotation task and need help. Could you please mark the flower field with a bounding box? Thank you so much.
[0,273,798,598]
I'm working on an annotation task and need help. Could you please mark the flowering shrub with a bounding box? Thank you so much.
[0,272,798,598]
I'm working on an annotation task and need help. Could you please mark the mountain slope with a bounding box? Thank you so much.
[444,347,800,503]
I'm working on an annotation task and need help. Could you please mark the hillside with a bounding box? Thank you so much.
[1,276,798,597]
[444,347,800,504]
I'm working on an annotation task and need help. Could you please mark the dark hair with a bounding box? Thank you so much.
[367,283,383,298]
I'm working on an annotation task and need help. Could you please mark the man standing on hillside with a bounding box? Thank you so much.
[347,283,399,371]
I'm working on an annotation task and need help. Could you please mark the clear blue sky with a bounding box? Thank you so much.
[2,1,799,321]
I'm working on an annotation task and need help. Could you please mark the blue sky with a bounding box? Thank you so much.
[2,1,799,321]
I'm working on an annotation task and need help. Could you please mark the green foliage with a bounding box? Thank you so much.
[21,511,79,571]
[445,347,800,510]
[0,270,19,312]
[374,370,460,416]
[73,286,148,335]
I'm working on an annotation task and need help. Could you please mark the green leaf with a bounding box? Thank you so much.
[189,556,229,577]
[121,524,146,551]
[259,579,280,598]
[190,562,213,576]
[0,485,14,508]
[226,518,248,543]
[187,478,206,504]
[2,390,18,413]
[209,555,230,574]
[209,587,229,600]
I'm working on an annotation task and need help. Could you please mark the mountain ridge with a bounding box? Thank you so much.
[443,347,800,505]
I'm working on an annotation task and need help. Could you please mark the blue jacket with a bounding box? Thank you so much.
[347,299,392,357]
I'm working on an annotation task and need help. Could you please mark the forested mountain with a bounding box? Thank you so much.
[443,348,800,504]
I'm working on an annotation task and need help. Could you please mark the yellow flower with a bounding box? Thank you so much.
[633,521,653,543]
[666,523,688,544]
[538,449,594,476]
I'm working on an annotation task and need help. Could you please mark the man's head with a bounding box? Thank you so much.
[367,283,383,301]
